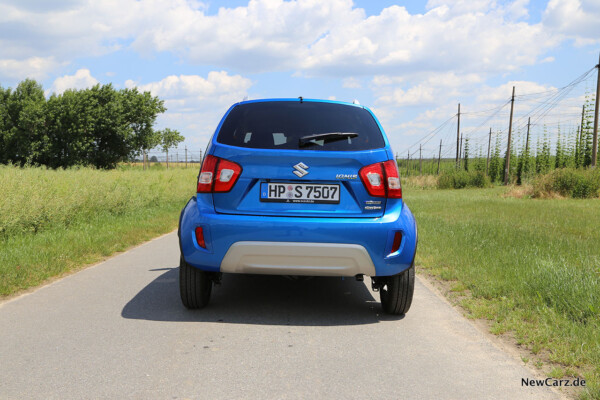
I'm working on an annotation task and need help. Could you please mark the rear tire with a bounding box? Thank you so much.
[380,264,415,315]
[179,254,212,309]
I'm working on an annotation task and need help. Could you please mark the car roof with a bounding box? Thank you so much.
[233,98,365,110]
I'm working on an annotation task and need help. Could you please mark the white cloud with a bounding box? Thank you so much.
[372,75,404,86]
[543,0,600,46]
[0,56,60,80]
[475,81,554,102]
[303,2,556,76]
[426,0,492,15]
[130,71,252,105]
[127,70,253,146]
[0,0,565,81]
[48,68,99,95]
[374,72,483,109]
[378,85,436,107]
[126,0,361,72]
[342,77,361,89]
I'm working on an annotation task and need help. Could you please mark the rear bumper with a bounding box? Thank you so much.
[179,195,417,277]
[220,241,376,276]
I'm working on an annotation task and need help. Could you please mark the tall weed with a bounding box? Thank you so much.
[0,165,198,238]
[533,168,600,199]
[437,170,491,189]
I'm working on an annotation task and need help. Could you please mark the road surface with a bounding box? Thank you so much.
[0,232,562,399]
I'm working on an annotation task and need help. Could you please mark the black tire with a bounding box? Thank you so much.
[179,254,212,309]
[380,264,415,315]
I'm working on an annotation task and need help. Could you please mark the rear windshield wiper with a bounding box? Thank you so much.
[298,132,358,147]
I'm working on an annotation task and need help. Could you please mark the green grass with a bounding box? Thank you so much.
[0,165,198,296]
[406,187,600,399]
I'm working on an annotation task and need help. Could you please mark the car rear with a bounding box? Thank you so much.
[178,98,417,314]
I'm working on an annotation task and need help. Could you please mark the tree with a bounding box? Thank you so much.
[0,79,171,169]
[44,84,134,168]
[121,87,166,168]
[159,128,185,169]
[0,86,12,164]
[44,89,96,168]
[1,79,47,165]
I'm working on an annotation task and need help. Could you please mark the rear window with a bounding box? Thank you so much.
[216,101,386,151]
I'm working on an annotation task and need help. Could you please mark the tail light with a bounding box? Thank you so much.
[359,160,402,198]
[197,155,242,193]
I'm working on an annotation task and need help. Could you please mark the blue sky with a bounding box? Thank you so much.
[1,0,599,159]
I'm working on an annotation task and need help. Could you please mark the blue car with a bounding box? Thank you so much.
[178,98,417,314]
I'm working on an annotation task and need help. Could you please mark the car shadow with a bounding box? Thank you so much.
[121,268,405,326]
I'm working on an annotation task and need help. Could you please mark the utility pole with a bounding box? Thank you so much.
[456,103,460,167]
[504,86,516,185]
[437,140,442,175]
[486,128,492,175]
[406,151,410,176]
[419,144,422,175]
[185,146,188,169]
[458,133,463,168]
[592,52,600,167]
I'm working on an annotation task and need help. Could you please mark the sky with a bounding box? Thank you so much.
[1,0,599,160]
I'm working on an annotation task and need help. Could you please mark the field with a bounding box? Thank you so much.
[406,186,600,399]
[0,165,198,296]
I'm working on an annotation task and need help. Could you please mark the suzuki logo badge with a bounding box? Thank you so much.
[293,162,309,177]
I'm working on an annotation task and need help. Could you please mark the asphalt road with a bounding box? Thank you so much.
[0,232,562,399]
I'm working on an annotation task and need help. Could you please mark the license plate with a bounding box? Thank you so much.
[260,182,340,204]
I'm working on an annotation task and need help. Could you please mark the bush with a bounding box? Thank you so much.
[437,170,491,189]
[470,171,491,188]
[533,168,600,199]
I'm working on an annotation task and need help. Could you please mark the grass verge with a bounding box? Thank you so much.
[0,166,198,297]
[407,187,600,399]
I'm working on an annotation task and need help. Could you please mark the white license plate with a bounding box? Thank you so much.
[260,182,340,204]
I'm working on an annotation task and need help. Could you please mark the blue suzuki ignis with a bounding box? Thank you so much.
[178,98,417,314]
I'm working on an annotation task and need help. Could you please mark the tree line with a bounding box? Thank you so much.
[0,79,183,169]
